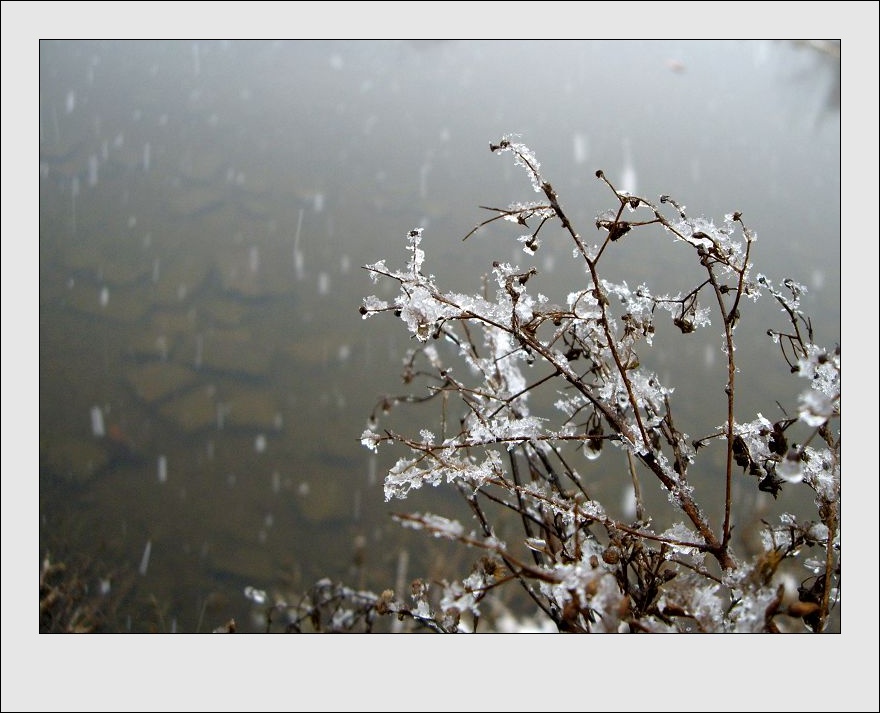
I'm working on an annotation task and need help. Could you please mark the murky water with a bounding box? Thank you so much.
[37,40,839,632]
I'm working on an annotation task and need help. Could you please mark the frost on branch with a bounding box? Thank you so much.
[490,134,544,192]
[384,449,503,501]
[355,137,840,633]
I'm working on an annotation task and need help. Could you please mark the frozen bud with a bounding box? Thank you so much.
[602,546,621,565]
[673,317,695,334]
[376,589,395,615]
[480,557,503,578]
[608,221,631,241]
[411,578,427,599]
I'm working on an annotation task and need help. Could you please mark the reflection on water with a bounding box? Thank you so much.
[38,40,839,632]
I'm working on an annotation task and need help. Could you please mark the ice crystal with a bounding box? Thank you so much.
[799,446,839,502]
[504,201,555,222]
[518,234,540,255]
[395,285,459,342]
[360,428,381,453]
[796,344,841,402]
[798,389,835,427]
[364,259,387,282]
[360,295,389,316]
[384,450,502,501]
[659,522,704,558]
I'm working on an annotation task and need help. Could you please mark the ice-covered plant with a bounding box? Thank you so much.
[356,136,839,633]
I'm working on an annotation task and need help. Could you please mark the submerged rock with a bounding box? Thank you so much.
[292,451,363,524]
[39,138,88,169]
[159,384,219,433]
[199,298,249,328]
[207,538,278,584]
[125,362,199,404]
[213,246,297,300]
[222,387,282,431]
[124,314,190,362]
[150,253,210,307]
[62,279,152,323]
[167,187,226,219]
[61,238,152,288]
[294,475,352,524]
[40,434,109,484]
[181,328,272,378]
